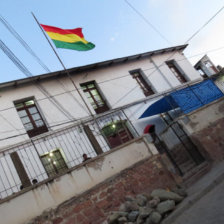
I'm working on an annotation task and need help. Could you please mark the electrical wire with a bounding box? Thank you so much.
[0,39,75,121]
[0,15,89,115]
[0,73,218,142]
[117,2,224,107]
[112,1,224,107]
[185,5,224,43]
[124,0,171,45]
[0,15,51,73]
[0,44,223,114]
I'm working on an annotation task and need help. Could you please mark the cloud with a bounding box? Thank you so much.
[110,37,115,42]
[109,32,120,42]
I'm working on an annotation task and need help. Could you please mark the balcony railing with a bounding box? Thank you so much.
[0,109,138,199]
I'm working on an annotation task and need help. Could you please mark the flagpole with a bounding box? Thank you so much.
[31,12,94,117]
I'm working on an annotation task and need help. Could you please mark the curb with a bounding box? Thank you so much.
[161,171,224,224]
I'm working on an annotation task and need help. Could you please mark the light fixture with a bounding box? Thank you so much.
[112,124,116,128]
[49,152,54,157]
[53,161,57,165]
[48,158,51,162]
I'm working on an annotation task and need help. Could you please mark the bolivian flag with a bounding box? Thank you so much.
[40,24,95,51]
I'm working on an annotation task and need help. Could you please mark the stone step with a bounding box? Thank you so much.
[179,160,197,174]
[183,162,211,187]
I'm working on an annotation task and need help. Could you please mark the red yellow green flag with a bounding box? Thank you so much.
[40,24,95,51]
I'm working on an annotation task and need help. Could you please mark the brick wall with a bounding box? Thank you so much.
[191,117,224,162]
[28,155,176,224]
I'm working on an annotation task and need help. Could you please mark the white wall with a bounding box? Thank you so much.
[0,50,201,148]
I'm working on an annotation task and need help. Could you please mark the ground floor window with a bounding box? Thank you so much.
[40,149,68,177]
[101,120,133,148]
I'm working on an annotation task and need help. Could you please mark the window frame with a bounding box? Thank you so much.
[166,60,188,84]
[80,81,109,114]
[14,98,48,138]
[40,149,68,177]
[129,69,155,97]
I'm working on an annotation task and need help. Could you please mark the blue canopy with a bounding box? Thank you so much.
[139,80,223,119]
[139,95,178,118]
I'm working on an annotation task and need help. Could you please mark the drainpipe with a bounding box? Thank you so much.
[149,57,173,88]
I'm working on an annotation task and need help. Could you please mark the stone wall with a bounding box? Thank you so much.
[28,155,176,224]
[178,97,224,163]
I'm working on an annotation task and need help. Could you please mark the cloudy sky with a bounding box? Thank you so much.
[0,0,224,83]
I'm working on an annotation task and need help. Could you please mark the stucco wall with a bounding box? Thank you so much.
[0,137,158,224]
[0,50,201,148]
[178,97,224,134]
[178,97,224,162]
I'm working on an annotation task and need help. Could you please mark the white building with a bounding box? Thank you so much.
[194,54,219,78]
[0,44,202,198]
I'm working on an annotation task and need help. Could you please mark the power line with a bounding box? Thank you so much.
[0,73,217,142]
[185,5,224,43]
[0,15,90,115]
[0,39,76,121]
[0,15,51,73]
[111,3,224,106]
[118,2,224,106]
[111,45,224,106]
[124,0,171,45]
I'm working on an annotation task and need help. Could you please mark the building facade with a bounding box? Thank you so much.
[0,44,201,147]
[0,44,203,199]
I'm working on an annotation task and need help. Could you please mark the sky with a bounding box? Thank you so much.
[0,0,224,83]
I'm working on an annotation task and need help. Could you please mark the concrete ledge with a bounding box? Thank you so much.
[0,137,155,224]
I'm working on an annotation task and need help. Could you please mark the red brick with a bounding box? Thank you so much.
[107,187,115,193]
[73,200,92,213]
[64,216,76,224]
[52,217,63,224]
[76,214,86,223]
[99,191,107,199]
[96,199,111,209]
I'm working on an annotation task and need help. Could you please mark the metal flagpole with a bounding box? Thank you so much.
[31,12,94,117]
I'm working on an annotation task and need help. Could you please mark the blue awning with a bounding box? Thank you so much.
[139,80,224,119]
[139,95,178,119]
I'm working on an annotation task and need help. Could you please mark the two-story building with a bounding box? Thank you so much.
[0,44,204,198]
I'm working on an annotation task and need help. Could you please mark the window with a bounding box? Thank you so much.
[197,67,208,79]
[205,61,213,68]
[204,60,218,73]
[40,149,68,177]
[101,120,133,148]
[166,60,187,84]
[15,99,48,138]
[130,69,154,96]
[80,81,109,114]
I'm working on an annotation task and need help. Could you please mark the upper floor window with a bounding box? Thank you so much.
[197,67,208,79]
[14,99,48,138]
[166,60,187,84]
[204,60,218,73]
[80,81,109,114]
[129,69,154,97]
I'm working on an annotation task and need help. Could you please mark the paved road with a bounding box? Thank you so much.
[172,180,224,224]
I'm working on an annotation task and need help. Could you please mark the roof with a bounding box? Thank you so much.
[0,44,188,89]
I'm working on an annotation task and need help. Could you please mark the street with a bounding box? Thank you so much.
[172,180,224,224]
